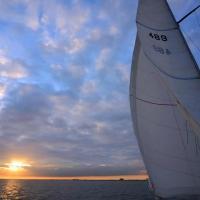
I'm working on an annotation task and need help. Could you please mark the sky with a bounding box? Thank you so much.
[0,0,199,178]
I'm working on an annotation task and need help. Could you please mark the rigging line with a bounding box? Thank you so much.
[143,50,200,80]
[135,96,176,106]
[177,5,200,24]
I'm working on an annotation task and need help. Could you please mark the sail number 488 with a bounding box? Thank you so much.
[149,33,168,41]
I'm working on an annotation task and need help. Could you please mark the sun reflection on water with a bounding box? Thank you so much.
[0,180,25,200]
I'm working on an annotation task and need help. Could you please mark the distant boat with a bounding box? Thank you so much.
[130,0,200,199]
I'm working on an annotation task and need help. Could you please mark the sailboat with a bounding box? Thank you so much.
[130,0,200,199]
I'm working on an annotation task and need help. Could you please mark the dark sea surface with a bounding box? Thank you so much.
[0,179,154,200]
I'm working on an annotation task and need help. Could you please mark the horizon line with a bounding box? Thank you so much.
[0,175,148,181]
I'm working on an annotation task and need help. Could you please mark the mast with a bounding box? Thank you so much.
[130,0,200,198]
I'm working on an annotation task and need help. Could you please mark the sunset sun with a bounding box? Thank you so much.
[7,161,31,172]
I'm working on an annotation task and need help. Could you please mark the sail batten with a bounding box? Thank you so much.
[130,1,200,197]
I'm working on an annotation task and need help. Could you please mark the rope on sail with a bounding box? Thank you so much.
[177,5,200,24]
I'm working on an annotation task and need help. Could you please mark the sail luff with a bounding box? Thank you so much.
[129,35,154,187]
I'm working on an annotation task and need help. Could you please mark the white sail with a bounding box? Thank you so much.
[137,0,200,134]
[130,0,200,198]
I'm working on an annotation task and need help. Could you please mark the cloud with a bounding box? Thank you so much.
[24,0,40,31]
[54,3,89,36]
[0,78,142,176]
[95,48,111,70]
[81,80,96,95]
[116,64,130,83]
[0,0,196,178]
[0,0,41,31]
[0,50,28,79]
[109,25,119,36]
[0,84,6,98]
[0,0,146,177]
[40,0,90,55]
[65,38,86,54]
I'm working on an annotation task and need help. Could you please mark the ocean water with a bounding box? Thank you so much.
[0,179,154,200]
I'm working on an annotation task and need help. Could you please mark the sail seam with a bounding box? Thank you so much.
[134,96,176,106]
[136,21,178,31]
[143,51,200,80]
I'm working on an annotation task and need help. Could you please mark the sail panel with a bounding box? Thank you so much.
[136,0,200,135]
[130,36,200,198]
[137,0,177,30]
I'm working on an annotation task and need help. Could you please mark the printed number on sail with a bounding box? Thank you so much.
[152,45,171,55]
[149,33,168,41]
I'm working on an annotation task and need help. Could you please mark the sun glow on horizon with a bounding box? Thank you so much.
[6,161,31,172]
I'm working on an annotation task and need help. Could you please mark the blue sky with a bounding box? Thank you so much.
[0,0,199,177]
